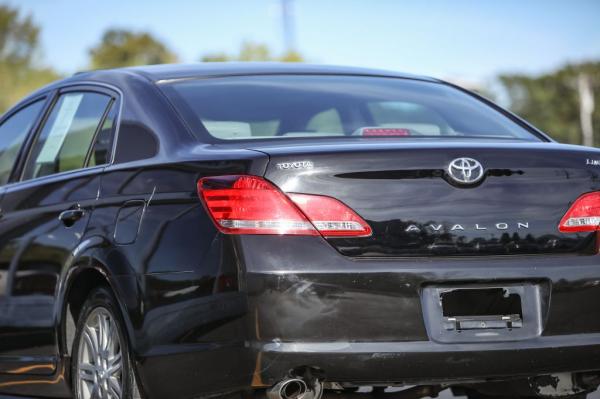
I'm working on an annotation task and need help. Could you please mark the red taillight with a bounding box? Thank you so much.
[197,175,371,237]
[197,175,316,235]
[559,192,600,233]
[288,193,372,237]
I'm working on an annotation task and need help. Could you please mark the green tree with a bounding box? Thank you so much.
[201,53,230,62]
[499,62,600,146]
[279,50,304,63]
[201,41,305,63]
[89,29,178,69]
[238,42,272,61]
[0,5,60,113]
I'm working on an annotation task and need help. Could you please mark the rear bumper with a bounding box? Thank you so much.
[240,235,600,385]
[254,337,600,385]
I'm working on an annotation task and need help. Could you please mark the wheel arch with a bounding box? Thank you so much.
[56,237,140,359]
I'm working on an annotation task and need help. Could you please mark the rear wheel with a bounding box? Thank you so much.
[71,287,137,399]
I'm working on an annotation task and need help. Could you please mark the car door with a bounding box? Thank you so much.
[0,98,48,372]
[0,86,118,373]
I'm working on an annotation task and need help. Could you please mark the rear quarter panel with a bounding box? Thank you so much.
[81,153,268,397]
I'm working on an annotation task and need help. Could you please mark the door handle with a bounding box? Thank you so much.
[58,206,85,227]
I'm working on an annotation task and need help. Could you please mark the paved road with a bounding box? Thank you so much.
[356,386,600,398]
[432,387,600,398]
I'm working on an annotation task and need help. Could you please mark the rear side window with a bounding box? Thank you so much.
[23,92,111,180]
[0,100,45,186]
[161,75,540,142]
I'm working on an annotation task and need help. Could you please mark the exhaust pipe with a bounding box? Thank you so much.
[267,377,323,399]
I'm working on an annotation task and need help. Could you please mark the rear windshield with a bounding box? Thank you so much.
[160,75,541,142]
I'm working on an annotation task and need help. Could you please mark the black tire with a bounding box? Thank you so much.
[71,286,139,399]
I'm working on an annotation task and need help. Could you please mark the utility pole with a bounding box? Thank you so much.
[281,0,296,53]
[578,73,595,147]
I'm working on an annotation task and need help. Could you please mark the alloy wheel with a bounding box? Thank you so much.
[76,307,123,399]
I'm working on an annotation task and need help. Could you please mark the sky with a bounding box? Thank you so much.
[8,0,600,83]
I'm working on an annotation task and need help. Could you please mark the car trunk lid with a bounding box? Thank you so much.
[253,139,600,257]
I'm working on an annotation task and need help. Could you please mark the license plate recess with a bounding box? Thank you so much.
[422,283,544,343]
